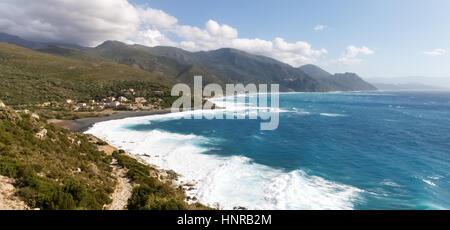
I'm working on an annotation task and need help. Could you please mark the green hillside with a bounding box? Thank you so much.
[35,39,376,92]
[0,105,115,209]
[145,46,376,91]
[88,41,229,86]
[1,33,377,93]
[0,103,209,210]
[0,43,175,107]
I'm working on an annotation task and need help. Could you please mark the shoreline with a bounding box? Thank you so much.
[60,91,380,133]
[59,109,172,132]
[78,92,376,209]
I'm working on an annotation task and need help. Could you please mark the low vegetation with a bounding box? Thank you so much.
[0,105,114,209]
[0,103,209,210]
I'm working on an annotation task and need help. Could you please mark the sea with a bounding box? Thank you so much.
[86,91,450,210]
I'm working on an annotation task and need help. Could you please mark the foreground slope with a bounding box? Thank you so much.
[0,103,115,209]
[0,102,209,210]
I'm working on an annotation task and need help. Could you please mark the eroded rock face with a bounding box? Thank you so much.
[0,175,29,210]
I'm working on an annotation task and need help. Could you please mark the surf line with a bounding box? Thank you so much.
[170,75,280,130]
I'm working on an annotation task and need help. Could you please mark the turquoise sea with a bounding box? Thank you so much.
[87,91,450,210]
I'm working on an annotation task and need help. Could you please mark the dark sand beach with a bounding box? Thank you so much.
[61,109,172,132]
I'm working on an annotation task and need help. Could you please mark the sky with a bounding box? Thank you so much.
[0,0,449,79]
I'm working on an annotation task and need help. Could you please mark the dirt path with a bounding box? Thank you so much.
[105,159,133,210]
[0,175,29,210]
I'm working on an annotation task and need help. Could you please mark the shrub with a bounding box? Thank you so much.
[0,113,115,210]
[0,160,19,178]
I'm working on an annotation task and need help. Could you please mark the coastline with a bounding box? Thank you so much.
[78,113,213,210]
[58,107,217,207]
[62,92,368,209]
[58,109,172,132]
[82,92,373,210]
[53,90,389,133]
[60,90,376,133]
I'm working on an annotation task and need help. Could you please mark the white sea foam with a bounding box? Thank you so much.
[320,113,347,117]
[422,179,437,187]
[86,108,363,210]
[292,107,311,115]
[428,175,443,180]
[380,179,401,187]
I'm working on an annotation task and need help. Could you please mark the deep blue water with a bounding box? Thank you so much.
[129,91,450,209]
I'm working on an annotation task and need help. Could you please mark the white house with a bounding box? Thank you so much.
[135,97,147,103]
[103,97,116,103]
[109,101,121,107]
[118,96,128,102]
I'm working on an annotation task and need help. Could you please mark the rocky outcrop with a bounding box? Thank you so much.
[0,175,29,210]
[35,128,48,140]
[0,103,19,121]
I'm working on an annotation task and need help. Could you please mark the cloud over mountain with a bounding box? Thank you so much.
[0,0,140,46]
[0,0,328,67]
[335,46,374,64]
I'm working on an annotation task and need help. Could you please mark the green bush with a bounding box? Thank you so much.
[0,160,19,178]
[127,185,187,210]
[112,151,189,210]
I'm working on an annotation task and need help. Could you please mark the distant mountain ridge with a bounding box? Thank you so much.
[0,32,377,92]
[0,32,47,49]
[371,82,447,91]
[0,32,86,50]
[139,44,377,91]
[368,76,450,90]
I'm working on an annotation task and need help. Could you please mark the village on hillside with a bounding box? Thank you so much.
[37,88,166,112]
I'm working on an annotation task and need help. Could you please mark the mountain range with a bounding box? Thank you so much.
[367,76,450,90]
[370,82,447,91]
[0,32,376,104]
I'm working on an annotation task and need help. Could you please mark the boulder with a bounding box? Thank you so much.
[35,128,48,140]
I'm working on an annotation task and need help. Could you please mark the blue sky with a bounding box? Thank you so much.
[1,0,449,79]
[130,0,450,78]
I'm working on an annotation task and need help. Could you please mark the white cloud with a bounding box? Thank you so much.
[334,46,374,64]
[204,20,238,39]
[314,25,325,31]
[0,0,328,66]
[165,21,327,66]
[130,28,176,47]
[424,48,446,56]
[0,0,140,46]
[138,8,178,28]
